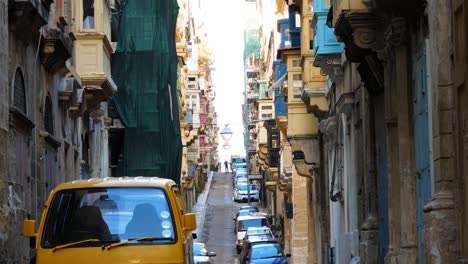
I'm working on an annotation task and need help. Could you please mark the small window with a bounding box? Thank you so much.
[83,0,95,29]
[293,74,303,81]
[261,105,273,110]
[44,96,54,135]
[13,68,27,114]
[292,60,301,67]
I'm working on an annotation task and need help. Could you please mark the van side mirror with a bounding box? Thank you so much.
[286,253,292,257]
[184,213,197,231]
[23,220,36,237]
[192,233,198,239]
[209,252,216,257]
[23,220,36,249]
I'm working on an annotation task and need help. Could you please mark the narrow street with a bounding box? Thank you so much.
[198,172,249,264]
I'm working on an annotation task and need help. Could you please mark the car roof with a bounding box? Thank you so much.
[247,237,278,244]
[237,215,267,221]
[247,227,271,231]
[240,205,257,208]
[53,177,176,191]
[193,242,205,246]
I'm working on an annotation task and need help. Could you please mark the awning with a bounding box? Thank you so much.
[267,73,287,95]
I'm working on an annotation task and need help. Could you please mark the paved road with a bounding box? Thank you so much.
[200,172,240,263]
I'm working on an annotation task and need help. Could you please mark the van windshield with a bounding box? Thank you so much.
[41,187,176,248]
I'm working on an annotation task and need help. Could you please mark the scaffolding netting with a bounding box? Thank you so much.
[111,0,182,183]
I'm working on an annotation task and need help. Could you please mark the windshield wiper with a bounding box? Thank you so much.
[106,236,171,250]
[52,239,107,252]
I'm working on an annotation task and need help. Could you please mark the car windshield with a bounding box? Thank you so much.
[234,158,247,163]
[237,185,256,191]
[240,206,258,212]
[238,210,254,217]
[193,243,208,256]
[250,244,284,260]
[41,187,176,248]
[238,218,268,231]
[247,228,271,236]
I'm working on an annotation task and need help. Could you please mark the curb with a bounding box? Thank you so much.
[200,171,213,205]
[192,171,214,242]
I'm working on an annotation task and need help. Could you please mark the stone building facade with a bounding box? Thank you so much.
[246,0,468,263]
[0,1,115,262]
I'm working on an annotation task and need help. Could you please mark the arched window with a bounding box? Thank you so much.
[13,68,27,114]
[44,96,54,135]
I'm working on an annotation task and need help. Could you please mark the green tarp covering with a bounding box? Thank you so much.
[112,0,182,183]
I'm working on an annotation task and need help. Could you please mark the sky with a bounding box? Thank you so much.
[203,0,246,162]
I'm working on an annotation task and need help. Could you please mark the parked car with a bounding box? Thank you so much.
[234,209,257,220]
[243,227,275,242]
[234,183,259,202]
[233,172,248,186]
[193,242,216,264]
[235,177,248,186]
[239,238,290,264]
[235,215,269,252]
[240,205,259,212]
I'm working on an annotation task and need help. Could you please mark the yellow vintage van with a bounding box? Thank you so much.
[23,177,197,264]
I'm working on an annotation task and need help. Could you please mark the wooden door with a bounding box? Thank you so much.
[374,94,389,263]
[15,123,30,216]
[454,0,468,258]
[44,143,57,202]
[412,43,431,264]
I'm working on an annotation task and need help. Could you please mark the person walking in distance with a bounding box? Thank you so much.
[224,160,229,172]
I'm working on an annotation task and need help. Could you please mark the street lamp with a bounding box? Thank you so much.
[223,142,231,151]
[220,123,233,142]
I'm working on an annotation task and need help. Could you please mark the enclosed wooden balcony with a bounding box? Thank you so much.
[73,0,116,101]
[331,0,368,28]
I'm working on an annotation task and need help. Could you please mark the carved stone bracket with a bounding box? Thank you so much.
[293,159,314,178]
[41,28,72,73]
[319,115,338,143]
[314,54,344,83]
[334,11,382,63]
[9,0,49,42]
[289,136,320,167]
[301,88,329,120]
[376,17,407,64]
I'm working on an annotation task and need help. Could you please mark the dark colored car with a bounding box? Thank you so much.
[239,237,290,264]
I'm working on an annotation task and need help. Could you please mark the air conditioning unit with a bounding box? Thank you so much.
[58,76,75,101]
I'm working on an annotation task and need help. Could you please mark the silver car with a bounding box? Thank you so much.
[193,242,216,264]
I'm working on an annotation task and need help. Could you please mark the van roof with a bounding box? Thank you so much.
[53,177,176,191]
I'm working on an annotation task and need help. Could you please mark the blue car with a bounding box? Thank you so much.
[239,238,290,264]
